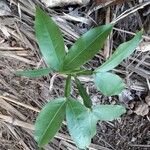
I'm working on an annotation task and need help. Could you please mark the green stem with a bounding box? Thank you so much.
[65,75,72,98]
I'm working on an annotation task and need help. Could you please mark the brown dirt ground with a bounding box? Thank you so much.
[0,0,150,150]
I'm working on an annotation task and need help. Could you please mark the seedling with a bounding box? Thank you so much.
[16,7,142,149]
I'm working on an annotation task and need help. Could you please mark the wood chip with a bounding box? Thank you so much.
[134,103,149,116]
[41,0,90,7]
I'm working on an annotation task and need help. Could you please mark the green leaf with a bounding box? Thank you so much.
[63,24,113,71]
[93,105,126,121]
[34,98,66,147]
[65,75,72,98]
[35,7,66,71]
[66,99,126,148]
[16,68,52,78]
[66,99,97,149]
[94,72,125,96]
[96,30,143,73]
[75,77,92,108]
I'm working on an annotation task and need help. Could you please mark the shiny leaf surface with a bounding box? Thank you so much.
[35,7,66,71]
[96,31,143,73]
[63,24,113,71]
[34,98,66,147]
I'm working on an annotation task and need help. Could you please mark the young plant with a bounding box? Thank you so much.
[16,7,142,149]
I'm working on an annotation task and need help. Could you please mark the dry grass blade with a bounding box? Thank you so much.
[5,123,31,150]
[0,97,26,120]
[0,95,40,113]
[103,7,112,59]
[0,51,36,65]
[113,27,150,40]
[0,114,34,130]
[0,47,25,51]
[112,1,150,23]
[41,0,90,7]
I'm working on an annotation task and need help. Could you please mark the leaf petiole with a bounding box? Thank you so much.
[75,77,92,108]
[65,75,72,98]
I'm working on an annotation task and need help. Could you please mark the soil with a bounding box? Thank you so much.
[0,0,150,150]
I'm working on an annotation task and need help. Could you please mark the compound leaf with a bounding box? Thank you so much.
[16,68,52,78]
[96,30,143,73]
[35,7,66,71]
[63,24,113,71]
[66,99,97,149]
[34,98,66,147]
[94,72,125,96]
[66,99,126,148]
[93,105,126,121]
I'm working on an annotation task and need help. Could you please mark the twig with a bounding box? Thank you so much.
[113,27,150,40]
[0,51,36,65]
[111,2,150,24]
[0,95,40,113]
[87,1,114,15]
[129,144,150,148]
[104,7,111,59]
[0,97,26,120]
[0,114,34,130]
[146,79,150,91]
[5,123,30,150]
[0,47,25,51]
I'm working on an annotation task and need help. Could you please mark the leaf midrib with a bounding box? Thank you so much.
[88,112,93,136]
[65,27,109,67]
[39,13,60,66]
[39,101,66,144]
[100,42,130,70]
[98,35,140,72]
[68,101,78,128]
